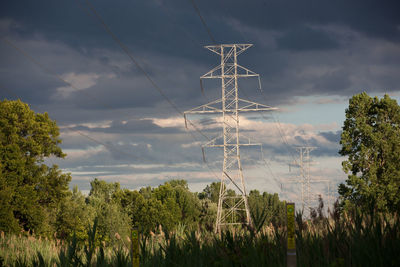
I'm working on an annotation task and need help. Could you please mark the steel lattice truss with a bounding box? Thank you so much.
[184,44,277,232]
[288,147,333,217]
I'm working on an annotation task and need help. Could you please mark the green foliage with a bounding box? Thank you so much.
[86,179,131,246]
[0,99,71,235]
[198,199,217,232]
[119,179,203,233]
[339,93,400,212]
[248,190,286,229]
[198,182,221,203]
[55,186,91,241]
[153,180,201,230]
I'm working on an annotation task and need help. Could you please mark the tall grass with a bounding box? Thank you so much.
[1,209,399,266]
[296,208,400,267]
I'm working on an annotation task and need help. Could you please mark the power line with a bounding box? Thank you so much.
[236,77,301,168]
[2,38,122,113]
[78,0,225,180]
[158,0,212,104]
[189,0,216,44]
[0,41,146,162]
[2,1,222,183]
[2,19,211,167]
[216,0,248,42]
[159,0,203,47]
[3,1,246,189]
[76,0,222,180]
[260,149,283,192]
[80,0,211,142]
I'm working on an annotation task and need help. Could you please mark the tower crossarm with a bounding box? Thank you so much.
[236,98,277,112]
[202,134,262,148]
[204,143,262,148]
[184,99,223,115]
[184,98,277,115]
[204,44,253,56]
[201,64,260,79]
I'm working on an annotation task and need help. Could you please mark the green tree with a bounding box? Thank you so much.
[0,99,71,234]
[198,181,236,204]
[86,179,131,245]
[198,199,217,231]
[339,93,400,212]
[55,186,92,241]
[198,182,220,203]
[248,190,286,229]
[153,180,201,230]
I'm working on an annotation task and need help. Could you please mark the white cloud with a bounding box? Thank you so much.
[151,116,185,128]
[181,141,203,148]
[55,72,100,97]
[63,145,105,159]
[60,120,113,129]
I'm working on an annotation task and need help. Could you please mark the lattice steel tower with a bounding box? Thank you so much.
[289,147,316,212]
[288,146,332,217]
[184,44,276,232]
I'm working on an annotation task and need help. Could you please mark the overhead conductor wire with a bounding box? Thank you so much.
[1,38,142,161]
[79,0,223,180]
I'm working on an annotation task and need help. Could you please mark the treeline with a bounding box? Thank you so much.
[35,178,286,244]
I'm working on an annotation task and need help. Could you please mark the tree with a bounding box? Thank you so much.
[86,179,131,245]
[0,99,71,234]
[339,93,400,213]
[55,186,92,241]
[198,182,221,203]
[248,190,286,229]
[198,181,236,204]
[153,180,201,230]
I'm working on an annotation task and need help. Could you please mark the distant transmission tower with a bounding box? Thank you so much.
[288,146,332,217]
[184,44,276,232]
[290,146,316,212]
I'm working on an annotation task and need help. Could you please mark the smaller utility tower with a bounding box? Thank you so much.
[316,180,334,216]
[289,146,316,214]
[287,147,334,217]
[184,44,277,233]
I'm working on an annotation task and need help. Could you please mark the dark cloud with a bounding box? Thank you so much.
[277,25,340,51]
[203,0,400,42]
[312,69,352,93]
[67,118,183,134]
[319,130,342,144]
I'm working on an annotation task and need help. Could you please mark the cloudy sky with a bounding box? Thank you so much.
[1,0,400,208]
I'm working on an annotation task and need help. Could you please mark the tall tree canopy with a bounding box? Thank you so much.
[339,93,400,212]
[0,99,71,234]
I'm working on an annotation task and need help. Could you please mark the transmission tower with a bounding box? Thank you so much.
[288,146,316,216]
[288,146,333,217]
[184,44,276,232]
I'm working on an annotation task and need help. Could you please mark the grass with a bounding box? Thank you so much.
[1,209,399,266]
